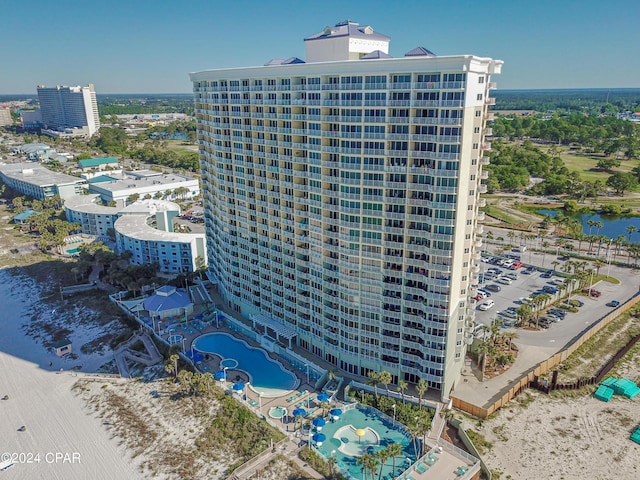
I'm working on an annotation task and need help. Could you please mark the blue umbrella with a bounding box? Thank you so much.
[312,417,326,428]
[292,408,306,418]
[317,393,331,403]
[329,408,343,417]
[214,371,226,380]
[312,433,326,444]
[232,382,245,391]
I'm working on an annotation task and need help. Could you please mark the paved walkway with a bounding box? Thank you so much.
[113,332,162,378]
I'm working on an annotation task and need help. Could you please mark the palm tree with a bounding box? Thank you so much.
[594,221,603,238]
[327,456,337,480]
[379,371,392,397]
[503,331,519,350]
[416,378,428,408]
[385,442,404,480]
[374,448,391,480]
[541,241,550,267]
[367,371,381,404]
[551,260,560,272]
[515,304,533,328]
[396,380,408,404]
[476,340,489,379]
[168,353,179,378]
[587,219,596,236]
[357,453,378,480]
[507,230,515,247]
[627,225,636,250]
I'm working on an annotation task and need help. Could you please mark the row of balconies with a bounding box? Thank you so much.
[197,80,467,94]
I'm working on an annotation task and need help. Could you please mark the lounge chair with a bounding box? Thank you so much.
[425,458,435,466]
[416,462,429,473]
[405,474,417,480]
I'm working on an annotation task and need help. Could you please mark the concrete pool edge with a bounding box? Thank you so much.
[191,332,300,397]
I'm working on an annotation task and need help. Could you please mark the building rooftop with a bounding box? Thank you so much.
[63,194,118,214]
[304,20,390,42]
[78,157,118,168]
[118,199,180,215]
[143,287,192,313]
[114,212,204,243]
[0,162,87,187]
[87,171,195,193]
[13,209,42,222]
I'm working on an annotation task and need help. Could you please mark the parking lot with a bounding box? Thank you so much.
[473,254,637,349]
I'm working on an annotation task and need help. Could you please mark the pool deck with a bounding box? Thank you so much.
[121,286,479,480]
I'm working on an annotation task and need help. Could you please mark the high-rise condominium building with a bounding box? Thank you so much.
[37,84,100,137]
[191,21,502,399]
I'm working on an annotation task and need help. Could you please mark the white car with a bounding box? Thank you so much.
[478,299,495,311]
[496,277,512,285]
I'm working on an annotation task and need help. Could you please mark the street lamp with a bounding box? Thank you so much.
[305,364,310,384]
[259,392,263,409]
[223,366,228,382]
[181,337,186,353]
[392,404,396,425]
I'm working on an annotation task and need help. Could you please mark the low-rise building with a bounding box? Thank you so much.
[64,196,206,273]
[0,162,87,200]
[63,194,119,237]
[78,157,119,171]
[114,200,206,273]
[86,169,199,205]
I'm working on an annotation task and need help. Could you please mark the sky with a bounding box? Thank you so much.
[1,0,638,94]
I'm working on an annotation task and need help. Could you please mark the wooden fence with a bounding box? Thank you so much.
[452,292,640,418]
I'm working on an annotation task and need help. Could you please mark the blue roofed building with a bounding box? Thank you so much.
[143,285,193,320]
[13,209,42,224]
[78,157,119,171]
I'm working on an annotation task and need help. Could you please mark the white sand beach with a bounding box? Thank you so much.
[0,268,144,480]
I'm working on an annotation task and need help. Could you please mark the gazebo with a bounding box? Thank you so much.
[143,285,193,320]
[250,314,297,348]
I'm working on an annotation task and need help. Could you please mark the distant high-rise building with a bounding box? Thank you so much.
[37,84,100,137]
[190,21,502,399]
[0,107,12,126]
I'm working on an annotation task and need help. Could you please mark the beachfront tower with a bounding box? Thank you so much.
[37,84,101,137]
[190,20,502,400]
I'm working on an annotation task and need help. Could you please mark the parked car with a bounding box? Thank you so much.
[518,297,530,304]
[582,288,601,297]
[540,270,554,279]
[478,299,495,311]
[485,284,502,293]
[487,267,502,275]
[499,309,518,319]
[496,277,512,285]
[606,300,621,307]
[478,288,491,297]
[548,308,566,318]
[510,261,524,270]
[505,273,519,281]
[543,285,559,294]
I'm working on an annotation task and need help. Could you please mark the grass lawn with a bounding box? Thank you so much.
[164,139,198,153]
[546,146,637,184]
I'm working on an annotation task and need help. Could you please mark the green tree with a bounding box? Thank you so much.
[606,172,637,195]
[416,378,428,408]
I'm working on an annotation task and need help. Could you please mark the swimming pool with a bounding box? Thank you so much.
[314,405,415,480]
[66,248,80,255]
[193,333,298,396]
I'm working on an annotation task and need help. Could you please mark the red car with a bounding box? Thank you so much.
[582,288,601,297]
[510,261,523,270]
